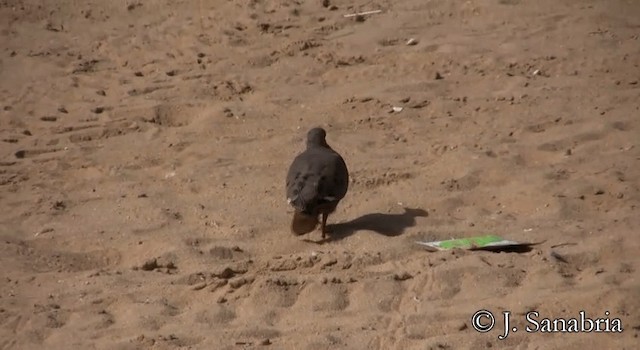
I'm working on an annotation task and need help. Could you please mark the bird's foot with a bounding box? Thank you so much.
[321,227,333,239]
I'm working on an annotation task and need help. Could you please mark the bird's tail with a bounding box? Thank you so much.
[291,211,318,235]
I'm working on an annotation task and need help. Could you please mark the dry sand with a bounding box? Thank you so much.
[1,0,639,349]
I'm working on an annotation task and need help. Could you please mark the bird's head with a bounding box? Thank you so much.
[306,127,328,148]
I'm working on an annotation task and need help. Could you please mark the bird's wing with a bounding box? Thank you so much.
[286,149,348,213]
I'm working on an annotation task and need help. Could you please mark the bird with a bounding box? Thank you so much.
[285,127,349,239]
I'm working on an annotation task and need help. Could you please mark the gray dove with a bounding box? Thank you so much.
[286,127,349,239]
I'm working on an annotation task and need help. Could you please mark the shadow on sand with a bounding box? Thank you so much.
[322,207,428,242]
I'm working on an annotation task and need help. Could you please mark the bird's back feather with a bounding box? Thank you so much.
[286,146,349,216]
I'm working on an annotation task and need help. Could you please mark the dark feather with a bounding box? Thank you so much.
[285,128,349,235]
[291,211,319,235]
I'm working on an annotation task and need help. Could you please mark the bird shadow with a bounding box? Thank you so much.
[320,207,428,242]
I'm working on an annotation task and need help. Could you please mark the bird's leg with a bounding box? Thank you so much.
[321,212,328,239]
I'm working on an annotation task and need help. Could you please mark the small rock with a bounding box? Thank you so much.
[52,201,66,210]
[141,258,159,271]
[58,107,68,113]
[92,107,104,114]
[393,272,413,281]
[127,3,142,11]
[228,278,244,289]
[261,338,272,346]
[134,71,144,77]
[229,276,254,289]
[214,267,236,279]
[96,90,106,96]
[435,72,444,80]
[223,108,234,118]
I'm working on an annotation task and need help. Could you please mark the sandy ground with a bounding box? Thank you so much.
[1,0,639,349]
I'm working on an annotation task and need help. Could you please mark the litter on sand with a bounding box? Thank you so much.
[415,235,543,252]
[406,38,418,46]
[343,10,382,18]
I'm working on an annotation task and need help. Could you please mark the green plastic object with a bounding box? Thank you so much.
[416,235,537,251]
